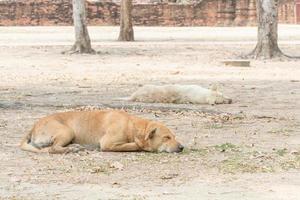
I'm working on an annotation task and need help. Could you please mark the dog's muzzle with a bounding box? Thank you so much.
[176,144,184,152]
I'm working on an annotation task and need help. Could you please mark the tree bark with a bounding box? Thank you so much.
[118,0,134,41]
[250,0,283,59]
[70,0,94,54]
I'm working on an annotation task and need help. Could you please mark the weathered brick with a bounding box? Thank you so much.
[0,0,295,26]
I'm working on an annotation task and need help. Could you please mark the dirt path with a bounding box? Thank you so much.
[0,27,300,199]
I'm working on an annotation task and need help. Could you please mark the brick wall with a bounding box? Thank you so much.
[0,0,296,26]
[278,0,296,24]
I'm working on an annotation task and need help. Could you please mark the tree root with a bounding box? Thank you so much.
[242,46,300,60]
[118,29,134,41]
[62,43,95,54]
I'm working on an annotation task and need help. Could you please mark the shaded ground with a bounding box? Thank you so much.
[0,26,300,199]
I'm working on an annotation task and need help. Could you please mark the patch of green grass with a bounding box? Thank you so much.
[280,156,300,170]
[276,148,288,156]
[181,148,209,156]
[220,157,258,173]
[205,123,224,129]
[214,143,239,152]
[219,155,274,174]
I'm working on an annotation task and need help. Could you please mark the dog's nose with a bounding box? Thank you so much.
[178,144,184,152]
[227,99,232,104]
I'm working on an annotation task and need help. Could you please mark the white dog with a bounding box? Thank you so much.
[126,84,232,105]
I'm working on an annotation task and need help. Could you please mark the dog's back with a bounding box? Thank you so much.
[130,84,212,104]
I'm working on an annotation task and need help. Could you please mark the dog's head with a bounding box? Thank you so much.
[208,85,232,105]
[136,122,183,153]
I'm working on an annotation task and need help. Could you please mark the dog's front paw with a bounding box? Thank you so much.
[134,137,144,151]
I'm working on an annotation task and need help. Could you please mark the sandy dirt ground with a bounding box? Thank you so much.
[0,26,300,200]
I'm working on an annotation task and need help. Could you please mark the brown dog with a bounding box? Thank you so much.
[20,110,184,153]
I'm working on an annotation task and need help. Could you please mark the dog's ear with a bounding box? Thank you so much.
[145,128,157,140]
[210,84,218,92]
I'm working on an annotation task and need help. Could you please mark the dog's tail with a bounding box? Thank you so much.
[19,129,41,153]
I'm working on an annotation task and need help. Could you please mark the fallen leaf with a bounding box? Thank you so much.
[160,173,178,180]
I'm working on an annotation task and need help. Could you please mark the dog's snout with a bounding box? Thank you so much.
[178,144,184,152]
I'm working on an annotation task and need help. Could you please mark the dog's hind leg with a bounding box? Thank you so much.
[33,121,81,154]
[47,127,82,154]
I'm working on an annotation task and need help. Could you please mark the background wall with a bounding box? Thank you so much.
[0,0,296,26]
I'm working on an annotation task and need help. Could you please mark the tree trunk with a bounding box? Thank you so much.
[250,0,283,59]
[70,0,94,53]
[118,0,134,41]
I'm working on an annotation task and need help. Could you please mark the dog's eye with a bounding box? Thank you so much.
[164,136,171,140]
